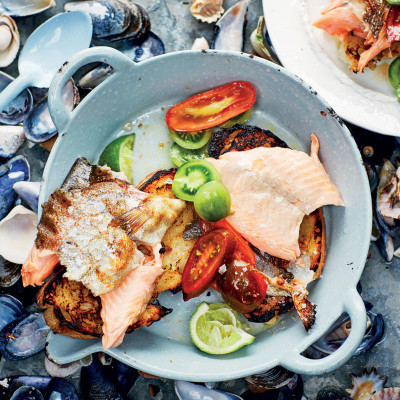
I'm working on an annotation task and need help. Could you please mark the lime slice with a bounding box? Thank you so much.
[189,302,255,354]
[99,134,135,182]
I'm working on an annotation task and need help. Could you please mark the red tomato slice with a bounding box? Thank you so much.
[182,228,236,301]
[387,6,400,43]
[199,218,256,266]
[218,261,268,314]
[165,81,256,132]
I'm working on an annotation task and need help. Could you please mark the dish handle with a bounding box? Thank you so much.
[48,46,134,132]
[279,290,366,374]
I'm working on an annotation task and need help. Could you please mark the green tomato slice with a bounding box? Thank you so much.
[170,143,208,167]
[169,128,212,150]
[194,181,231,222]
[388,57,400,89]
[172,160,220,201]
[218,107,253,129]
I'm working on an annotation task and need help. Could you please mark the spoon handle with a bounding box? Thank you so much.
[0,74,34,113]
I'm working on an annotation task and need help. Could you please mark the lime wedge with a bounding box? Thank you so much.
[99,134,135,182]
[189,302,255,355]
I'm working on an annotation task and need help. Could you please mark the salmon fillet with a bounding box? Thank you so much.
[207,135,343,261]
[22,245,59,287]
[100,244,164,349]
[313,7,368,41]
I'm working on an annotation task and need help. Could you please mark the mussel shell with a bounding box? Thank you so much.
[245,367,295,390]
[77,65,114,90]
[0,275,39,307]
[24,79,79,143]
[211,0,248,52]
[104,358,139,394]
[175,381,244,400]
[0,294,27,331]
[107,3,150,42]
[10,386,44,400]
[316,386,351,400]
[0,312,50,360]
[310,308,385,357]
[0,155,30,220]
[242,375,303,399]
[114,31,165,62]
[0,72,33,125]
[64,0,131,38]
[80,357,123,400]
[45,377,79,400]
[0,257,20,288]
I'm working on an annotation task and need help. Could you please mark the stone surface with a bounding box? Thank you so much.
[0,0,398,399]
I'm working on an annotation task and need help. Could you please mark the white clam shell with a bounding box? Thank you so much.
[0,15,19,68]
[0,0,56,17]
[191,37,209,50]
[190,0,224,23]
[45,354,92,378]
[0,125,25,158]
[0,205,37,264]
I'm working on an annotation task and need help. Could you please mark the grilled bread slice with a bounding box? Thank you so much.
[138,168,197,296]
[37,268,171,339]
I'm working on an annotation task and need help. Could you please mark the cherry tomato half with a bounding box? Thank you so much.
[182,228,236,301]
[218,260,268,314]
[165,81,256,132]
[199,218,256,266]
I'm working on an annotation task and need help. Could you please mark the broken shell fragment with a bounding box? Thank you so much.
[190,0,224,23]
[211,0,248,52]
[13,181,40,213]
[0,125,25,158]
[250,16,281,64]
[0,15,19,68]
[191,37,209,50]
[0,205,37,264]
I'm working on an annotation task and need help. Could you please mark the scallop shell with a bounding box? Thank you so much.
[190,0,224,23]
[369,389,400,400]
[191,37,209,50]
[0,205,37,264]
[347,368,387,400]
[0,15,19,68]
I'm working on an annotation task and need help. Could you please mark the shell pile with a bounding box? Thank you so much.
[0,15,19,67]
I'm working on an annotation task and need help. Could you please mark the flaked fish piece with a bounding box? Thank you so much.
[23,158,185,296]
[358,10,390,71]
[100,244,164,349]
[313,6,368,41]
[267,276,316,331]
[207,134,343,261]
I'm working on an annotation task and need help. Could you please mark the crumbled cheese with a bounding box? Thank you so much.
[0,379,9,388]
[218,264,227,274]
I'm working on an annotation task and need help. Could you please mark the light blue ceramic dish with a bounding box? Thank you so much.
[43,47,371,381]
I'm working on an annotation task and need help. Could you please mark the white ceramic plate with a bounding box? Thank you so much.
[263,0,400,136]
